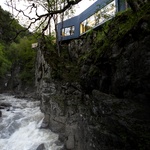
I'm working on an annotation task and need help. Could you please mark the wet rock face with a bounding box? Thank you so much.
[35,20,150,150]
[0,102,12,110]
[79,33,150,101]
[36,144,46,150]
[111,36,150,100]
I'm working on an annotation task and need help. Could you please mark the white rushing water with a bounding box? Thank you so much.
[0,93,62,150]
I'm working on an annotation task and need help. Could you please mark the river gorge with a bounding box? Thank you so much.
[0,2,150,150]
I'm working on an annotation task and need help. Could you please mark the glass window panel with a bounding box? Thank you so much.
[61,26,75,36]
[80,0,116,35]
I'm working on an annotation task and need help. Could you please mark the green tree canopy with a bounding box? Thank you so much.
[0,6,29,44]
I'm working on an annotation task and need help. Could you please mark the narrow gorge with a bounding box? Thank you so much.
[35,4,150,150]
[0,1,150,150]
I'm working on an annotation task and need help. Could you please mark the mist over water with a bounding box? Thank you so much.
[0,94,62,150]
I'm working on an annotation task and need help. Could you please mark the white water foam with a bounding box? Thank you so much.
[0,94,62,150]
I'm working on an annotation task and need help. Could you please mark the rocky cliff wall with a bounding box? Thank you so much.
[35,7,150,150]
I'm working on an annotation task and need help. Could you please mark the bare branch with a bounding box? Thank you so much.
[5,0,83,41]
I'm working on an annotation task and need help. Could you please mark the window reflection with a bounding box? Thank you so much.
[62,26,75,36]
[80,1,116,34]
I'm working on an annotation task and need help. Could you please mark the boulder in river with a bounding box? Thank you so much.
[36,144,46,150]
[0,102,12,109]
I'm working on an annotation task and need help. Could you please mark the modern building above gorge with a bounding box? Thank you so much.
[57,0,128,41]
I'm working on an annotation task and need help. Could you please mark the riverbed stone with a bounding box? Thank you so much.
[0,102,12,108]
[36,143,46,150]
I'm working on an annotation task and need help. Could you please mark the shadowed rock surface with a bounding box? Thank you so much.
[35,3,150,150]
[36,144,46,150]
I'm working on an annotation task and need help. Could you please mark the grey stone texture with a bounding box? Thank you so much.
[35,15,150,150]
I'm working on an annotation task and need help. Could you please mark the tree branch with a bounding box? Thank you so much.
[5,0,83,40]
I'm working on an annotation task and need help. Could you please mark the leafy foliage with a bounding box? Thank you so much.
[0,6,37,89]
[0,6,29,44]
[7,35,37,86]
[0,43,11,77]
[41,35,80,82]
